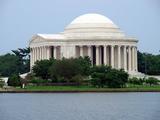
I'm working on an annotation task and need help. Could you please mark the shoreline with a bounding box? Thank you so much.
[1,89,160,93]
[1,85,160,93]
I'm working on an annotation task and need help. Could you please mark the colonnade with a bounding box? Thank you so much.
[77,45,137,72]
[30,45,137,72]
[30,46,58,67]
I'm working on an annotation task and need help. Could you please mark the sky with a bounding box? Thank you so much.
[0,0,160,55]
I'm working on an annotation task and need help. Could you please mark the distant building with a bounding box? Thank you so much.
[29,13,138,74]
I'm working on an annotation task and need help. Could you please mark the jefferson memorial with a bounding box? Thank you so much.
[29,13,138,74]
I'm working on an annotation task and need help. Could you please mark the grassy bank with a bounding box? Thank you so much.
[1,85,160,93]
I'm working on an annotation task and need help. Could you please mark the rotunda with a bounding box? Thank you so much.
[29,13,138,73]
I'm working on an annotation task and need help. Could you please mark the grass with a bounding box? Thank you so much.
[1,84,160,93]
[12,85,160,92]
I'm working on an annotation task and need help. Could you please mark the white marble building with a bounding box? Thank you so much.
[29,13,138,74]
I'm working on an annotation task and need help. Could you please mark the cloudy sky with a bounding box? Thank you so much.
[0,0,160,55]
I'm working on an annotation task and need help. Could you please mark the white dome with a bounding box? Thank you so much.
[64,13,125,39]
[70,13,113,24]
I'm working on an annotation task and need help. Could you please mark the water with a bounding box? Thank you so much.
[0,93,160,120]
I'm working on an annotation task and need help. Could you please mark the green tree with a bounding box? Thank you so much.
[90,65,111,88]
[138,51,160,75]
[0,79,5,88]
[106,69,128,88]
[0,54,19,76]
[49,58,82,82]
[128,77,144,85]
[32,59,54,79]
[145,77,159,86]
[90,66,129,88]
[75,56,91,76]
[49,57,91,82]
[0,47,30,77]
[91,72,106,88]
[12,47,30,74]
[7,74,21,87]
[71,75,84,86]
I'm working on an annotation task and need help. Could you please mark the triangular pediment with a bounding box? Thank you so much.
[29,35,47,46]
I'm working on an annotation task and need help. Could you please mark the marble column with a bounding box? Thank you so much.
[35,47,37,62]
[45,46,47,59]
[32,48,34,66]
[42,47,44,59]
[35,47,37,61]
[38,47,41,60]
[135,47,138,71]
[88,45,92,58]
[30,48,33,68]
[36,47,38,61]
[54,46,57,59]
[118,45,121,69]
[111,45,114,68]
[40,47,42,60]
[38,47,40,60]
[96,45,99,65]
[37,47,40,60]
[99,47,102,65]
[106,46,110,65]
[42,46,44,60]
[103,45,107,65]
[128,46,132,72]
[46,46,50,59]
[123,46,127,71]
[37,47,39,60]
[33,47,35,62]
[131,46,135,71]
[80,46,83,57]
[44,46,46,59]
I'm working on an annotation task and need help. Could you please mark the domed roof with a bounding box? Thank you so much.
[70,13,113,24]
[64,13,125,39]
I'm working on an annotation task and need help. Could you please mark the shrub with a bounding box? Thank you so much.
[57,77,66,83]
[0,79,5,88]
[106,69,128,88]
[50,58,81,81]
[32,59,54,79]
[90,78,100,87]
[90,66,111,87]
[91,72,106,88]
[7,74,21,86]
[30,78,49,85]
[90,66,129,88]
[74,56,91,76]
[146,77,159,86]
[49,57,91,82]
[129,77,144,85]
[70,75,84,86]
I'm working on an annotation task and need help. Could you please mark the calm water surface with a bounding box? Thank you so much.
[0,92,160,120]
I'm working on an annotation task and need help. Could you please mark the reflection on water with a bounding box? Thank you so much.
[0,93,160,120]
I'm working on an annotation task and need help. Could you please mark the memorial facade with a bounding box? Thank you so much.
[29,13,138,74]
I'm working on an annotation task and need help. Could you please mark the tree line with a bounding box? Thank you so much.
[7,57,129,88]
[6,57,159,88]
[138,51,160,75]
[0,48,160,77]
[0,48,30,77]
